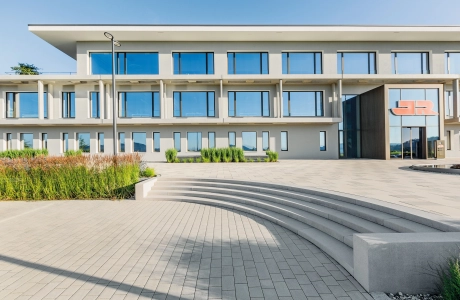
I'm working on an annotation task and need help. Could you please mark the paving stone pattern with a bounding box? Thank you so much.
[0,201,373,299]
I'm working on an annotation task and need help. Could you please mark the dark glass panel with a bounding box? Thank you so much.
[21,133,33,149]
[228,92,235,117]
[207,92,215,117]
[125,53,158,74]
[153,132,160,152]
[119,133,125,153]
[262,131,269,151]
[187,132,202,152]
[91,92,99,118]
[281,131,288,151]
[77,133,90,153]
[174,132,181,152]
[319,131,326,151]
[132,132,147,152]
[91,53,112,75]
[19,93,39,118]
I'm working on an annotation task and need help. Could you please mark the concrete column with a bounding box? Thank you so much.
[338,79,343,118]
[160,80,164,119]
[332,83,337,117]
[105,84,111,119]
[275,83,279,118]
[38,80,44,119]
[279,79,283,118]
[219,79,223,118]
[453,79,459,119]
[99,80,105,119]
[164,83,167,118]
[47,84,54,119]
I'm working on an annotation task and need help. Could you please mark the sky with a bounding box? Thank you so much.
[1,0,460,74]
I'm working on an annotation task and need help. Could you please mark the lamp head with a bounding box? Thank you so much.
[104,32,114,40]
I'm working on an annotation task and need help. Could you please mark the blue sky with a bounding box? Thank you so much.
[1,0,460,74]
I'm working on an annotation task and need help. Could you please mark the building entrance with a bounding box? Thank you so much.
[402,127,426,159]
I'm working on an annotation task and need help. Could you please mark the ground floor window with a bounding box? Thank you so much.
[153,132,160,152]
[119,132,125,153]
[20,133,33,149]
[242,132,257,151]
[77,133,90,152]
[281,131,288,151]
[133,132,147,152]
[339,95,361,158]
[320,131,326,151]
[262,131,269,151]
[228,132,236,147]
[208,132,215,149]
[6,133,12,150]
[42,133,48,150]
[174,132,181,152]
[187,132,202,152]
[447,131,451,150]
[63,133,69,152]
[98,133,104,153]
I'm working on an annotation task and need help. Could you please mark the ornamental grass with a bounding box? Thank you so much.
[0,154,141,200]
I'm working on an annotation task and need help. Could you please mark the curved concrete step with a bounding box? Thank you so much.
[153,180,439,234]
[151,195,354,275]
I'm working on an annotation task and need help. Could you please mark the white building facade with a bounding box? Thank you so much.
[0,25,459,160]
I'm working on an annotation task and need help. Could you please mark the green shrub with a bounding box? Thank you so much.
[140,167,155,178]
[0,154,141,200]
[195,157,202,163]
[174,158,180,163]
[64,149,83,157]
[0,149,48,159]
[165,148,178,163]
[264,158,270,162]
[181,158,187,163]
[266,151,279,162]
[187,158,194,163]
[201,148,211,162]
[249,158,255,163]
[437,257,460,300]
[211,148,221,163]
[257,157,262,162]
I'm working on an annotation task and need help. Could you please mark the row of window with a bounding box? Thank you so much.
[6,131,328,153]
[90,51,460,75]
[4,91,325,119]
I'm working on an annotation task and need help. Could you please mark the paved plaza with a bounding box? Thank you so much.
[152,158,460,218]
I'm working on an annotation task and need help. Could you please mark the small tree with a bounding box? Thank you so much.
[10,63,41,75]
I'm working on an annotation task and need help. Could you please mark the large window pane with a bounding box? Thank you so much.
[119,132,125,153]
[91,52,158,75]
[98,133,104,153]
[283,92,323,117]
[173,92,215,117]
[393,52,429,74]
[125,53,158,74]
[6,133,12,150]
[153,132,160,152]
[91,53,112,75]
[119,92,159,118]
[20,93,38,118]
[229,91,270,117]
[174,132,181,152]
[173,53,214,74]
[62,92,75,118]
[319,131,326,151]
[187,132,202,152]
[262,131,269,151]
[447,52,460,74]
[20,133,33,149]
[338,52,376,74]
[77,133,90,153]
[282,52,322,74]
[281,131,288,151]
[90,92,100,118]
[228,132,236,148]
[208,132,215,149]
[63,133,68,152]
[132,132,147,152]
[228,52,269,74]
[42,133,48,150]
[242,132,257,151]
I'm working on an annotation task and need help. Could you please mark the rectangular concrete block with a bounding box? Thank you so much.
[353,232,460,294]
[135,177,157,200]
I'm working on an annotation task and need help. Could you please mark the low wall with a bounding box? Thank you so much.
[135,177,158,200]
[353,232,460,293]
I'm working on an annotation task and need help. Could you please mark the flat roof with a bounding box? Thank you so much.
[29,24,460,59]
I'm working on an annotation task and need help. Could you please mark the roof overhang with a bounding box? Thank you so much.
[29,24,460,59]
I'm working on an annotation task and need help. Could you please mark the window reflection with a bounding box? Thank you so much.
[339,95,361,158]
[20,133,33,149]
[132,132,147,152]
[262,131,269,151]
[242,132,257,151]
[6,92,47,119]
[119,132,125,153]
[187,132,202,152]
[63,133,69,152]
[173,53,214,74]
[77,133,90,153]
[228,132,236,147]
[228,52,268,74]
[337,52,376,74]
[282,52,322,74]
[98,133,104,153]
[208,132,216,149]
[283,91,323,117]
[62,92,75,118]
[319,131,326,151]
[446,52,460,74]
[173,92,215,117]
[174,132,181,152]
[119,92,160,118]
[392,52,429,74]
[228,91,270,117]
[90,92,100,118]
[153,132,160,152]
[281,131,288,151]
[91,52,159,75]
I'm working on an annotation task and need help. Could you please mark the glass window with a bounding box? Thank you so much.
[119,92,160,118]
[63,133,69,152]
[446,53,460,74]
[228,91,270,117]
[228,132,236,148]
[90,92,100,118]
[339,95,361,159]
[392,52,429,74]
[91,52,159,75]
[447,131,451,150]
[62,92,75,118]
[42,133,48,150]
[173,92,215,117]
[242,132,257,151]
[281,131,288,151]
[132,132,147,152]
[320,131,326,151]
[283,91,323,117]
[173,132,181,152]
[153,132,160,152]
[208,132,216,149]
[6,133,12,150]
[445,91,454,118]
[282,52,322,74]
[6,93,15,118]
[187,132,202,152]
[118,133,125,153]
[173,52,214,74]
[20,133,33,149]
[98,133,104,153]
[6,92,47,118]
[77,133,90,153]
[228,52,269,74]
[337,52,376,74]
[262,131,269,151]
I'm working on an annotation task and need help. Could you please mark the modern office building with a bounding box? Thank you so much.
[0,25,459,160]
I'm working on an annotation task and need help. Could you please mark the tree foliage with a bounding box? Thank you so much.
[10,63,41,75]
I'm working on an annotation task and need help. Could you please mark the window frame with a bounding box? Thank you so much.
[208,132,216,149]
[262,131,270,151]
[281,131,288,151]
[227,52,269,74]
[228,91,270,117]
[320,131,327,151]
[62,92,76,118]
[282,52,322,74]
[6,133,12,150]
[90,51,159,75]
[172,52,214,75]
[5,92,47,119]
[445,52,460,74]
[62,133,69,153]
[447,130,452,150]
[173,132,181,152]
[173,91,215,117]
[20,133,33,150]
[242,131,257,152]
[77,132,91,153]
[228,132,236,148]
[186,132,202,152]
[118,91,160,118]
[392,51,430,74]
[132,132,147,153]
[118,132,125,153]
[153,132,160,152]
[283,91,324,117]
[90,91,100,118]
[98,132,104,153]
[41,133,48,150]
[337,52,377,74]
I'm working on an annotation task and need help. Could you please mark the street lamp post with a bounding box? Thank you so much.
[104,32,121,155]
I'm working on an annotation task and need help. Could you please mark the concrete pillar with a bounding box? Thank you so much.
[99,80,105,119]
[164,83,167,118]
[219,79,223,118]
[47,84,54,119]
[279,79,283,118]
[105,84,111,119]
[453,79,459,119]
[38,80,44,119]
[160,80,164,119]
[332,83,337,117]
[338,79,343,118]
[275,83,279,118]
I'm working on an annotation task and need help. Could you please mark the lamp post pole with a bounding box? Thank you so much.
[104,32,121,156]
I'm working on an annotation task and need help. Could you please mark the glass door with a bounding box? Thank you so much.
[402,128,411,159]
[402,127,426,159]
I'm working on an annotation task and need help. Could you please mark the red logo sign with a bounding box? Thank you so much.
[391,100,438,116]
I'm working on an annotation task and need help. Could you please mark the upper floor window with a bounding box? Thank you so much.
[118,92,160,118]
[173,52,214,74]
[228,91,269,117]
[392,52,429,74]
[228,52,268,74]
[337,52,376,74]
[6,92,47,118]
[62,92,75,118]
[90,52,159,75]
[282,52,322,74]
[173,92,215,117]
[446,52,460,74]
[283,91,323,117]
[90,92,100,118]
